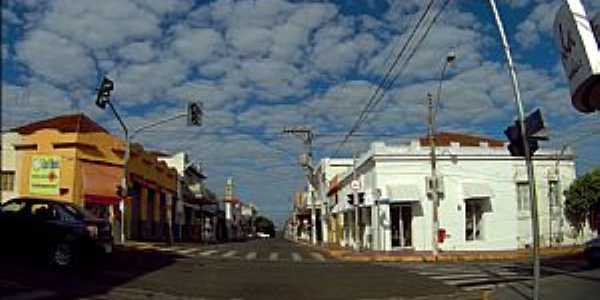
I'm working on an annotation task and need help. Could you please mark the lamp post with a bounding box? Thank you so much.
[429,52,456,257]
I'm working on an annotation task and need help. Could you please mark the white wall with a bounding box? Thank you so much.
[1,132,20,202]
[333,140,587,252]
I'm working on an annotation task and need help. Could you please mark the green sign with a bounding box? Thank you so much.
[30,155,61,195]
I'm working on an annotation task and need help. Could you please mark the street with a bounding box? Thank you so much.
[1,237,597,300]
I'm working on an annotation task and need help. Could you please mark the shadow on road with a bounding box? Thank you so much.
[0,245,182,300]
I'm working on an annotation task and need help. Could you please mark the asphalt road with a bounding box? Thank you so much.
[1,238,594,300]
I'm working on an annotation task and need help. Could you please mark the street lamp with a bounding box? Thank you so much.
[429,51,456,258]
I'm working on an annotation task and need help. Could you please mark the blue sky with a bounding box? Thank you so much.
[2,0,600,225]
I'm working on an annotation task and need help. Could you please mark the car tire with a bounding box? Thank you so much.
[49,242,75,268]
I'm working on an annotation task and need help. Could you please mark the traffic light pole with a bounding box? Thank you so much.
[106,101,128,245]
[488,1,541,299]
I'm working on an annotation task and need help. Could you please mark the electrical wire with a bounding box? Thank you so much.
[331,0,449,158]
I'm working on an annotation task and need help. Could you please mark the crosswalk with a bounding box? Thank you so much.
[403,263,533,291]
[128,243,330,263]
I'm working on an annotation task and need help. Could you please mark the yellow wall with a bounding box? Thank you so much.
[16,129,125,206]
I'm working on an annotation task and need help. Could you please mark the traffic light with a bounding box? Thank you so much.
[187,102,203,126]
[95,76,114,109]
[504,108,548,157]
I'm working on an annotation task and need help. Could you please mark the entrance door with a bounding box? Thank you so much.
[391,204,412,249]
[391,205,400,248]
[401,206,412,247]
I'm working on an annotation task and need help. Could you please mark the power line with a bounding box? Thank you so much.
[331,0,448,158]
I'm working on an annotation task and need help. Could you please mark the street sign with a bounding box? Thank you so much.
[553,0,600,113]
[350,180,360,191]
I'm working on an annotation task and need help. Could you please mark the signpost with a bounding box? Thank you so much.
[553,0,600,113]
[30,155,61,196]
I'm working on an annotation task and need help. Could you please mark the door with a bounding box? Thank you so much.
[391,205,401,248]
[401,206,412,247]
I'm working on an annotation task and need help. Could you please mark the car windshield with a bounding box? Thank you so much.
[3,1,600,299]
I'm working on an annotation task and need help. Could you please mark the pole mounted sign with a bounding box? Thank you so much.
[553,0,600,113]
[30,155,61,196]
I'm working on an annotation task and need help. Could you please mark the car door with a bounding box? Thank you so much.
[30,202,66,251]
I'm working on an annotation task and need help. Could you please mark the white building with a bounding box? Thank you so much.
[327,132,594,252]
[1,131,20,203]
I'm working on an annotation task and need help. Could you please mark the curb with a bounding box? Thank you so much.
[297,242,583,263]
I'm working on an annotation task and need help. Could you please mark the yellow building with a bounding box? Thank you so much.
[13,114,177,241]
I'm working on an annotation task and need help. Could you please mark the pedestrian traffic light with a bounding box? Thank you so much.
[187,102,203,126]
[504,108,548,157]
[95,76,114,109]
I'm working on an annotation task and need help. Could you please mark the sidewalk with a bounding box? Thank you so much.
[298,241,584,263]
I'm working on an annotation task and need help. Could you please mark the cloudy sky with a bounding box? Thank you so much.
[2,0,600,225]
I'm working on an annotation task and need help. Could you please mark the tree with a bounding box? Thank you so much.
[564,168,600,233]
[255,215,275,237]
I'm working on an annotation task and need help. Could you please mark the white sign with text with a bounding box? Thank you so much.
[553,0,600,113]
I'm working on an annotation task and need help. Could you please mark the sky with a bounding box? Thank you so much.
[2,0,600,226]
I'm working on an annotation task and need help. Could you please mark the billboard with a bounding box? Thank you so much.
[30,155,61,196]
[553,0,600,113]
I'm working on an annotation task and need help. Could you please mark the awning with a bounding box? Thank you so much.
[81,161,123,205]
[463,182,493,199]
[386,184,421,202]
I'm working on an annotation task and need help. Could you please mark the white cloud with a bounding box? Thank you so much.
[117,42,157,63]
[16,30,96,85]
[39,0,161,50]
[172,27,224,64]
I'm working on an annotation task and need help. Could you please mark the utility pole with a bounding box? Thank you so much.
[427,93,439,257]
[283,126,318,245]
[488,1,541,299]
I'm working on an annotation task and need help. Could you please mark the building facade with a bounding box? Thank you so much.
[1,132,21,203]
[326,133,594,252]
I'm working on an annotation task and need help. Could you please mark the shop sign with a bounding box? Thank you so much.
[30,155,61,195]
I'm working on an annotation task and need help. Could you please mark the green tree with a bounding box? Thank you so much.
[564,168,600,233]
[255,215,275,237]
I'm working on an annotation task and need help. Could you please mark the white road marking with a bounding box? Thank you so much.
[245,252,257,260]
[199,250,219,256]
[443,276,530,286]
[310,252,325,262]
[291,252,302,262]
[269,252,279,261]
[222,250,238,258]
[462,284,499,291]
[178,248,201,255]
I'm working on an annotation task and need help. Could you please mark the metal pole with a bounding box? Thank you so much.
[488,1,540,299]
[428,93,439,257]
[107,101,128,245]
[353,154,360,251]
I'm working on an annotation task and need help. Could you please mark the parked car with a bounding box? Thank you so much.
[0,197,113,268]
[584,236,600,267]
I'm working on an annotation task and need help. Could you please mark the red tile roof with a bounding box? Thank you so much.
[419,132,505,148]
[14,114,108,135]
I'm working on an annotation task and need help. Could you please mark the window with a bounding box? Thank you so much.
[466,200,483,241]
[0,200,26,214]
[1,171,15,192]
[516,182,530,212]
[548,181,559,208]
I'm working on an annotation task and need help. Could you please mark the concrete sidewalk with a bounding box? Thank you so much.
[298,241,583,263]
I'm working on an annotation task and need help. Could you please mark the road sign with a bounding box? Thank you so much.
[553,0,600,113]
[350,180,360,191]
